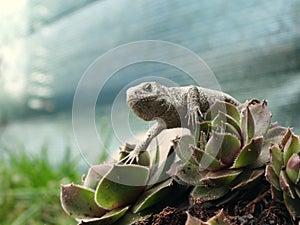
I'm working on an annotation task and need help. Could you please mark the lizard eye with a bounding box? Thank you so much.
[144,83,152,92]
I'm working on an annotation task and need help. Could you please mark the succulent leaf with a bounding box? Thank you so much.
[191,185,230,203]
[248,99,272,137]
[205,132,240,166]
[280,129,293,148]
[60,184,106,219]
[206,100,240,123]
[220,121,241,140]
[269,145,283,176]
[147,141,160,183]
[83,164,112,190]
[264,124,288,141]
[254,125,287,168]
[175,163,206,186]
[231,137,263,168]
[175,135,195,162]
[153,140,160,166]
[95,165,149,210]
[132,178,179,213]
[139,151,151,167]
[283,132,300,166]
[201,169,243,187]
[279,170,296,199]
[152,144,177,184]
[218,133,241,166]
[240,106,255,143]
[78,206,129,225]
[198,121,212,135]
[286,153,300,185]
[231,169,264,191]
[211,112,241,137]
[265,165,281,191]
[190,145,224,171]
[283,193,300,221]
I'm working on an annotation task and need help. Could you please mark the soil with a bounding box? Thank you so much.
[136,183,297,225]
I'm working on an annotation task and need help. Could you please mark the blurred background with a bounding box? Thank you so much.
[1,0,300,165]
[0,0,300,223]
[0,0,300,165]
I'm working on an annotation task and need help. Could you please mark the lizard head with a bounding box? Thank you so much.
[126,82,170,121]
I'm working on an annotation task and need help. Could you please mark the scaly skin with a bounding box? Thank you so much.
[122,82,240,164]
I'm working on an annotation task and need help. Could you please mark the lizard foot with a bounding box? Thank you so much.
[186,107,203,132]
[118,149,143,165]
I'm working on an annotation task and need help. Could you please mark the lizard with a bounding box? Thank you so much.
[122,81,240,164]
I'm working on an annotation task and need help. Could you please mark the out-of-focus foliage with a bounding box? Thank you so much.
[0,146,80,225]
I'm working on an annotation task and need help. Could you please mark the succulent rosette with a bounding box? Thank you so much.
[265,129,300,220]
[60,143,186,225]
[174,99,287,203]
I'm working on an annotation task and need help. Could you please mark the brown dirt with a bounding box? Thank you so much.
[137,185,297,225]
[151,206,187,225]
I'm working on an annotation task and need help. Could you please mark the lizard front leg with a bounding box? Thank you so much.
[120,118,166,164]
[186,86,204,132]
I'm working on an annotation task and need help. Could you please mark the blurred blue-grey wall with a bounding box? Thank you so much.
[1,0,299,124]
[0,0,300,159]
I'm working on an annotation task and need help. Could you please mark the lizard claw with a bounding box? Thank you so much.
[186,107,203,132]
[118,149,141,165]
[118,140,150,165]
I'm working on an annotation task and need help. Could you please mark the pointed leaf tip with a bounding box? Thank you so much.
[249,99,272,137]
[185,212,204,225]
[283,132,300,165]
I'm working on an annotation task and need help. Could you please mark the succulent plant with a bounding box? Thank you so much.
[60,99,292,224]
[61,142,186,225]
[173,99,287,204]
[265,129,300,221]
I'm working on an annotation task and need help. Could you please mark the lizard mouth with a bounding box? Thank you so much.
[127,95,171,122]
[127,96,158,108]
